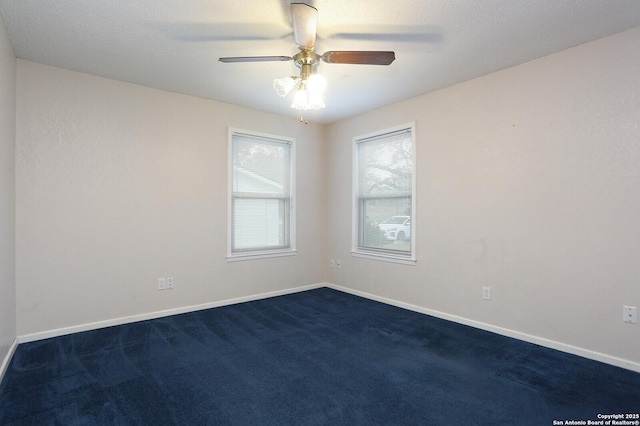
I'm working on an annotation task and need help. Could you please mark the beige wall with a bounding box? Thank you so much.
[326,27,640,368]
[0,14,16,372]
[15,61,327,336]
[11,26,640,370]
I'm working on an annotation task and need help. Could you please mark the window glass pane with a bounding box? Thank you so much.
[233,137,289,195]
[359,132,412,196]
[360,197,411,253]
[355,126,414,259]
[233,198,288,251]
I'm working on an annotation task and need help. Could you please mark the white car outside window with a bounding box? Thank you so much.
[377,216,411,241]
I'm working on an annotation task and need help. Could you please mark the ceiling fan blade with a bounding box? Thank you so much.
[219,56,292,63]
[291,3,317,50]
[321,51,396,65]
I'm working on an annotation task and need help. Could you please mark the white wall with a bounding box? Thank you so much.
[326,27,640,369]
[15,61,327,336]
[0,14,16,373]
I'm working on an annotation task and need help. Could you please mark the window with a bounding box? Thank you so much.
[228,129,295,260]
[353,124,415,263]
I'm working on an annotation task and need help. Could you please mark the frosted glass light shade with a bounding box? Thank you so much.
[273,76,297,97]
[291,85,309,109]
[290,74,326,110]
[307,74,327,93]
[307,90,325,109]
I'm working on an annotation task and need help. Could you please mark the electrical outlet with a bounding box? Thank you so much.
[482,286,491,300]
[335,259,342,269]
[167,277,174,289]
[330,259,335,268]
[158,278,166,290]
[623,306,638,324]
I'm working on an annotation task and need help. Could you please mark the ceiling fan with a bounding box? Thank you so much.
[219,2,395,111]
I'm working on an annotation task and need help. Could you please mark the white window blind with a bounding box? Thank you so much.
[354,124,415,262]
[229,130,295,258]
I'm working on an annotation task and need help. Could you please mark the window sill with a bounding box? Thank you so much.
[227,249,297,262]
[351,250,416,266]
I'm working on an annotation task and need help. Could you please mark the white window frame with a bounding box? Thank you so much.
[227,128,296,262]
[352,123,416,265]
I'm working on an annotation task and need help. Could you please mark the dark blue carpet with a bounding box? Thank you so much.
[1,287,639,425]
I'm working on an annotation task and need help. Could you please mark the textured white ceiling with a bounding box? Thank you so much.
[1,0,639,123]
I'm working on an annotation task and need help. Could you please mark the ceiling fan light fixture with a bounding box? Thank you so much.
[273,76,298,97]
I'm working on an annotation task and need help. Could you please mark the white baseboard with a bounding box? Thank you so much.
[326,283,640,373]
[0,337,19,385]
[18,283,326,344]
[15,282,639,374]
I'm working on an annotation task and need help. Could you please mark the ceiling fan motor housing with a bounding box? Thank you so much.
[293,50,321,80]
